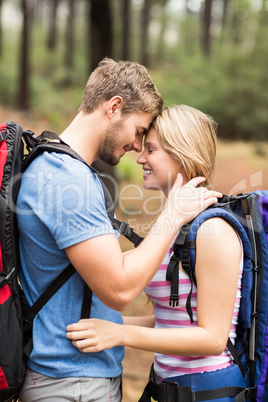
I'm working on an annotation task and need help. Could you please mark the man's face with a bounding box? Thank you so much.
[100,111,153,166]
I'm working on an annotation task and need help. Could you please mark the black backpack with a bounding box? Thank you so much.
[0,121,143,402]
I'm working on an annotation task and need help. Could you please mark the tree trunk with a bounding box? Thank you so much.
[140,0,150,67]
[156,0,169,60]
[47,0,59,51]
[64,0,75,68]
[89,0,115,200]
[220,0,230,45]
[17,0,30,110]
[122,0,130,60]
[0,0,2,58]
[90,0,113,71]
[202,0,213,56]
[185,0,191,14]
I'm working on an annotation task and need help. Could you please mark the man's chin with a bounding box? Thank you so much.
[100,155,120,166]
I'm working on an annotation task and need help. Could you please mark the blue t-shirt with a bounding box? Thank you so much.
[17,152,124,378]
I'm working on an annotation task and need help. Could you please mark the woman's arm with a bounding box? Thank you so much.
[65,176,222,311]
[67,218,241,356]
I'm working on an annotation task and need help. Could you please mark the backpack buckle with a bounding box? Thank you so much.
[181,249,191,273]
[169,294,179,307]
[162,379,179,400]
[0,130,7,142]
[118,221,131,236]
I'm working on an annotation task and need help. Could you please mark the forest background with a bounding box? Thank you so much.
[0,0,268,401]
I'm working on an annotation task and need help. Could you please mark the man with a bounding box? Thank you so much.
[17,58,220,402]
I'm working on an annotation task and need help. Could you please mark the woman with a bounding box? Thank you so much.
[66,105,247,401]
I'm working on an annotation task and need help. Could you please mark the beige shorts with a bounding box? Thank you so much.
[19,368,122,402]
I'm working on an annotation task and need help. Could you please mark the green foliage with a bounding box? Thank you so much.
[0,0,267,141]
[151,44,268,141]
[0,35,19,105]
[116,153,142,183]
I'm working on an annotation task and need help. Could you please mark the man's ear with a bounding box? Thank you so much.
[107,96,123,119]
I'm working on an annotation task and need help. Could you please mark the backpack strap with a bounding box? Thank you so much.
[166,224,196,321]
[138,364,256,402]
[23,264,76,357]
[23,130,144,248]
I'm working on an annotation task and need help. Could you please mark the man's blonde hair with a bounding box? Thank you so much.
[152,105,217,189]
[79,58,163,117]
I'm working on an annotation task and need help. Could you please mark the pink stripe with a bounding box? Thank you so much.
[233,310,239,317]
[147,277,191,288]
[169,353,230,361]
[156,360,232,375]
[147,281,170,288]
[159,264,168,270]
[147,293,197,303]
[156,304,197,312]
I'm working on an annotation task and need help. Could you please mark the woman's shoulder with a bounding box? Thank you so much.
[196,217,242,256]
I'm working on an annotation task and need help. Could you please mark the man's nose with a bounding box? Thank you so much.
[132,136,143,153]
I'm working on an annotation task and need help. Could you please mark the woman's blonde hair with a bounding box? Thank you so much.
[152,105,217,189]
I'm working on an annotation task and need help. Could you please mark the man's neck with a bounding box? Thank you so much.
[60,111,104,165]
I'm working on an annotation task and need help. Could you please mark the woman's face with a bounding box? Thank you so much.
[137,127,186,196]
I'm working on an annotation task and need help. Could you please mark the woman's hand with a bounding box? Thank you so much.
[66,319,122,353]
[164,174,222,228]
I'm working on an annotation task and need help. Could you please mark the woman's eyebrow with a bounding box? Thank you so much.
[144,140,157,147]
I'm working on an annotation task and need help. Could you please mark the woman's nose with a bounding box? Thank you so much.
[137,151,146,165]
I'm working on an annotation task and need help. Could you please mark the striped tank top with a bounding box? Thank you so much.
[144,244,243,382]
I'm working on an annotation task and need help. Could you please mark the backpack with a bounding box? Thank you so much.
[139,191,268,402]
[0,121,143,402]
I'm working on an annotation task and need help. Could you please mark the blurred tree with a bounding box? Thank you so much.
[229,0,247,46]
[140,0,151,67]
[17,0,32,110]
[254,0,268,54]
[156,0,169,60]
[202,0,213,56]
[47,0,59,51]
[34,0,44,24]
[90,0,115,201]
[122,0,131,60]
[220,0,230,45]
[89,0,113,71]
[185,0,190,14]
[0,0,3,58]
[64,0,75,69]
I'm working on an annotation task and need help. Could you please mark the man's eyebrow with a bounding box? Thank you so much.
[141,127,149,134]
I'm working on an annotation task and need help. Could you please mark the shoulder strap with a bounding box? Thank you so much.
[29,264,76,317]
[22,130,143,328]
[23,264,76,358]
